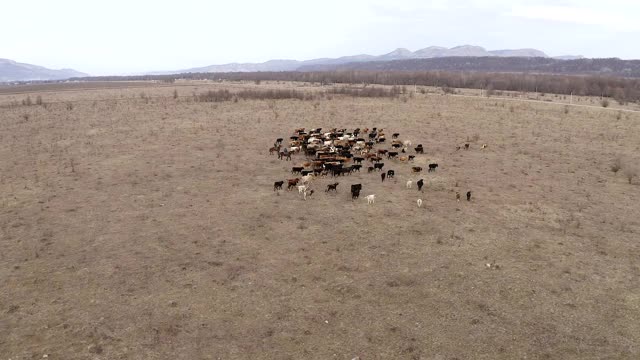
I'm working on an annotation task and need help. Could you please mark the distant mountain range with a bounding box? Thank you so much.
[0,58,87,82]
[164,45,583,74]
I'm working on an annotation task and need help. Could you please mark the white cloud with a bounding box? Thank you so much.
[508,5,640,31]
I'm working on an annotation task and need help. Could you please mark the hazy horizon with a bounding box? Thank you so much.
[3,0,639,75]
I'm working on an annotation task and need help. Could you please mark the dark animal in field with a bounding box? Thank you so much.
[291,166,304,174]
[367,166,374,173]
[412,166,422,173]
[326,183,339,192]
[387,151,398,159]
[274,181,284,191]
[408,155,415,161]
[428,163,438,172]
[368,132,377,139]
[467,191,471,201]
[353,157,364,164]
[464,143,470,150]
[351,164,362,172]
[269,145,280,155]
[351,184,362,193]
[387,170,395,178]
[301,170,313,176]
[392,133,400,139]
[381,173,386,182]
[417,179,424,191]
[377,137,385,143]
[276,138,283,144]
[351,189,361,200]
[287,178,300,190]
[374,163,385,171]
[371,156,382,163]
[340,168,352,176]
[332,169,342,177]
[456,192,461,201]
[456,145,461,151]
[378,149,388,155]
[415,145,424,154]
[351,184,362,200]
[392,143,402,149]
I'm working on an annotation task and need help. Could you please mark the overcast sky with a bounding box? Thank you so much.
[3,0,639,75]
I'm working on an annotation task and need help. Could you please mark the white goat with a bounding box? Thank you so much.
[365,194,375,204]
[298,185,308,194]
[406,180,413,189]
[417,199,423,208]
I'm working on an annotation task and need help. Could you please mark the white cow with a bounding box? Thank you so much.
[406,180,413,189]
[365,194,375,204]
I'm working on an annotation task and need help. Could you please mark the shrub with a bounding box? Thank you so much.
[611,157,622,173]
[601,99,610,108]
[173,89,178,99]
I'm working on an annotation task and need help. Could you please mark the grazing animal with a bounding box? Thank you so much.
[387,151,398,159]
[417,199,423,208]
[276,138,284,144]
[428,163,438,172]
[386,170,395,178]
[273,181,284,191]
[406,180,413,189]
[303,189,314,200]
[351,189,361,200]
[456,145,461,151]
[381,173,386,182]
[467,191,471,201]
[301,174,314,184]
[464,143,470,150]
[374,163,385,171]
[392,133,400,139]
[392,143,402,149]
[481,144,487,149]
[287,178,300,190]
[300,170,313,176]
[399,156,408,162]
[298,185,308,194]
[269,146,280,155]
[365,194,375,204]
[403,140,412,147]
[351,164,362,172]
[417,179,424,191]
[326,183,339,192]
[415,146,424,154]
[378,149,388,155]
[367,166,375,173]
[456,192,461,202]
[412,166,422,173]
[353,157,364,164]
[408,155,415,161]
[291,166,304,174]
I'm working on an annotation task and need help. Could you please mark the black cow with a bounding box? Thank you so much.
[466,191,471,201]
[387,151,398,159]
[291,166,304,174]
[408,155,415,161]
[415,146,424,154]
[274,181,284,191]
[367,166,374,173]
[301,170,313,176]
[417,179,424,191]
[428,163,438,172]
[392,133,400,139]
[368,132,377,139]
[326,183,339,192]
[341,168,352,176]
[353,157,364,164]
[381,173,386,182]
[392,143,402,149]
[464,143,470,150]
[276,138,284,144]
[351,188,361,200]
[374,163,385,171]
[351,164,362,172]
[412,166,422,173]
[387,170,395,178]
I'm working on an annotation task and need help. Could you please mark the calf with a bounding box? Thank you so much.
[276,138,284,144]
[417,179,424,191]
[387,151,398,159]
[408,155,415,161]
[367,166,375,173]
[298,185,308,194]
[467,191,471,201]
[365,194,375,204]
[428,163,438,172]
[392,133,400,139]
[406,180,413,189]
[464,143,470,150]
[387,170,395,178]
[326,182,339,192]
[415,146,424,154]
[291,166,304,174]
[412,166,422,173]
[303,189,314,200]
[274,181,284,191]
[350,164,362,172]
[374,163,385,171]
[287,178,300,190]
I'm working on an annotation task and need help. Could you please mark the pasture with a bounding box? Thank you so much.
[1,81,639,359]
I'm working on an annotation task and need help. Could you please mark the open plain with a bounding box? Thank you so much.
[1,82,640,359]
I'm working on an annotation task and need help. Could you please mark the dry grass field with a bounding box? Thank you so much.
[1,82,640,359]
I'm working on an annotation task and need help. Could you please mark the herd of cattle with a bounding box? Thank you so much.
[271,127,475,206]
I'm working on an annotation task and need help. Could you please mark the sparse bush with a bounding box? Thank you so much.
[36,95,43,106]
[616,111,622,120]
[624,167,638,184]
[601,98,610,108]
[255,79,261,85]
[611,157,622,173]
[564,105,569,114]
[66,102,74,111]
[173,89,178,99]
[22,96,32,106]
